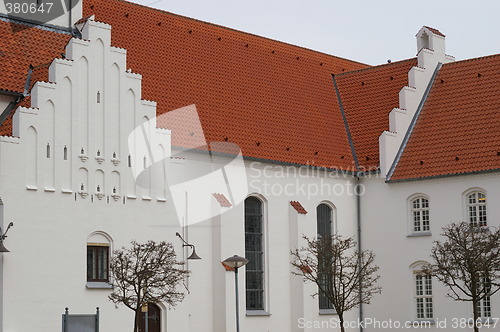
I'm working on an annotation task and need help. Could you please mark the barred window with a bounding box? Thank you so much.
[87,246,109,282]
[415,272,433,320]
[245,197,265,311]
[411,197,430,233]
[467,192,487,226]
[317,204,334,310]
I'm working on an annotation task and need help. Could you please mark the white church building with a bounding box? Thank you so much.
[0,1,498,331]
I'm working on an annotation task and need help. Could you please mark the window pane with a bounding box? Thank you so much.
[87,248,96,280]
[425,298,433,318]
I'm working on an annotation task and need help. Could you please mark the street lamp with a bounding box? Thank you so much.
[0,222,14,253]
[223,255,249,332]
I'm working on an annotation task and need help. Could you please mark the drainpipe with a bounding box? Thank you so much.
[355,172,363,332]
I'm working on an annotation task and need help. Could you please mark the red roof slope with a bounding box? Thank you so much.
[335,58,418,170]
[81,0,368,168]
[0,20,70,94]
[390,54,500,181]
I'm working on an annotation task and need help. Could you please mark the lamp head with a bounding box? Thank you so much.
[222,255,249,269]
[187,246,201,260]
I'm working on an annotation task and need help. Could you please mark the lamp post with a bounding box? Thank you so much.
[223,255,249,332]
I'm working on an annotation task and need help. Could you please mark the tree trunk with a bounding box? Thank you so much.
[134,308,140,332]
[339,313,345,332]
[472,296,479,332]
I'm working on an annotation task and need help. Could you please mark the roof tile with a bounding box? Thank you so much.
[391,54,500,180]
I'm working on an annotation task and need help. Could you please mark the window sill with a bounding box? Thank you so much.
[407,232,432,238]
[319,309,336,315]
[86,282,113,289]
[246,310,271,316]
[411,320,435,325]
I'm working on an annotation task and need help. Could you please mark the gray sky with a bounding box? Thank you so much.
[129,0,499,65]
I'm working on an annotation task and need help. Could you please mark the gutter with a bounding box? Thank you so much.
[355,172,363,332]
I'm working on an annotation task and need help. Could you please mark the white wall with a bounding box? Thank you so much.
[362,173,500,331]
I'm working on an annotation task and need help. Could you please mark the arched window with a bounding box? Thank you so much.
[411,196,430,233]
[245,196,265,311]
[412,263,433,320]
[87,232,113,287]
[317,203,333,238]
[466,191,487,226]
[317,203,334,311]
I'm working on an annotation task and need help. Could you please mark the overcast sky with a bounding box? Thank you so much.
[128,0,499,65]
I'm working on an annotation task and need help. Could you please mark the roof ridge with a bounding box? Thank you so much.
[108,0,368,67]
[335,58,417,76]
[442,52,500,66]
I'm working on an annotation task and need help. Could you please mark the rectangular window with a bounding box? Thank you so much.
[415,273,433,319]
[87,246,109,282]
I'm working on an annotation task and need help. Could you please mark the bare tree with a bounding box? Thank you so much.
[425,222,500,332]
[291,235,381,332]
[108,240,190,332]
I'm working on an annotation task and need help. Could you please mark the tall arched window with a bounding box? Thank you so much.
[245,197,265,311]
[317,203,334,311]
[411,196,430,233]
[466,191,487,226]
[412,262,434,320]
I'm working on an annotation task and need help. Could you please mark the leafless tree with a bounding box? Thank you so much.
[291,235,381,332]
[108,240,190,332]
[425,222,500,332]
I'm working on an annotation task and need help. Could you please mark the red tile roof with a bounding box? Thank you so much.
[81,0,368,169]
[0,20,70,94]
[0,20,71,136]
[290,201,308,214]
[423,26,445,37]
[390,54,500,181]
[213,193,232,207]
[335,58,418,170]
